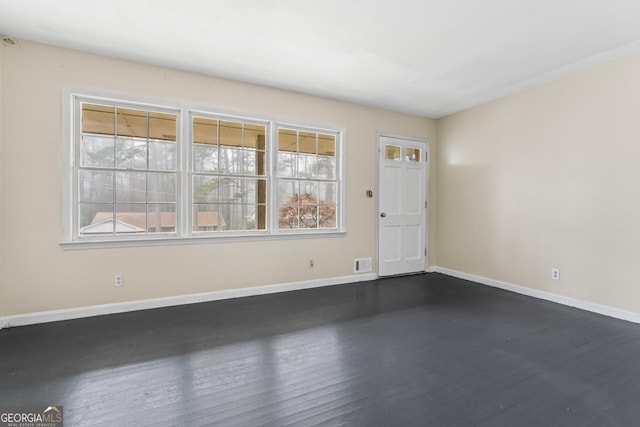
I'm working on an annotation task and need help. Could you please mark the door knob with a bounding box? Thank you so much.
[380,212,386,218]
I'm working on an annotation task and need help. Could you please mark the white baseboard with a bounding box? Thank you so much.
[6,268,636,329]
[0,273,377,329]
[433,266,640,324]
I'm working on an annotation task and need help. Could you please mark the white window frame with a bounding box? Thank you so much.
[61,89,346,249]
[187,110,272,238]
[271,122,344,234]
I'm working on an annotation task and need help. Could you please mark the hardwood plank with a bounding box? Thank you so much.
[1,273,640,426]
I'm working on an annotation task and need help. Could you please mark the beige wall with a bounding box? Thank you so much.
[0,41,436,317]
[436,52,640,313]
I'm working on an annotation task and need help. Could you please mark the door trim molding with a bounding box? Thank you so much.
[376,133,430,277]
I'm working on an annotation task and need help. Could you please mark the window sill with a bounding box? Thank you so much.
[59,230,347,250]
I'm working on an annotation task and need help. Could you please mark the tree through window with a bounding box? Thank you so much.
[277,128,338,230]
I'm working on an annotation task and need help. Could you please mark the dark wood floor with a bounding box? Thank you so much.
[1,273,640,426]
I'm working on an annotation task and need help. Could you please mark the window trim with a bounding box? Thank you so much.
[61,88,346,249]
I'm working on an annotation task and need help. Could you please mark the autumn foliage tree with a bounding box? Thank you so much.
[279,193,336,229]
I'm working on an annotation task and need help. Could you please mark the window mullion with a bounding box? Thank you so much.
[181,110,191,238]
[270,123,279,234]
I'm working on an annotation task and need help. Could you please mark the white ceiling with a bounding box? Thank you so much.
[2,0,640,118]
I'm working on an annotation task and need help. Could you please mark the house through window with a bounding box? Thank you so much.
[79,103,178,236]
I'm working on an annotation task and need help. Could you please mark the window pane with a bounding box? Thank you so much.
[385,145,401,161]
[297,154,316,179]
[257,179,267,204]
[299,131,316,154]
[193,204,224,232]
[115,172,146,203]
[318,182,337,205]
[220,121,242,147]
[243,179,256,204]
[79,170,113,203]
[117,108,147,138]
[149,112,176,141]
[219,146,242,174]
[278,128,297,152]
[243,208,257,230]
[240,204,266,230]
[193,143,218,173]
[319,205,337,228]
[219,177,243,203]
[318,134,335,156]
[116,137,147,170]
[241,179,267,204]
[193,117,217,145]
[147,203,176,233]
[244,124,265,149]
[83,104,115,135]
[255,150,266,176]
[219,204,244,230]
[278,152,296,177]
[81,135,114,168]
[316,155,336,180]
[148,173,176,203]
[243,150,256,175]
[193,175,218,203]
[299,204,318,229]
[149,141,177,171]
[406,147,421,162]
[278,180,297,205]
[279,205,299,229]
[256,204,266,230]
[300,181,318,203]
[115,204,147,233]
[79,203,113,234]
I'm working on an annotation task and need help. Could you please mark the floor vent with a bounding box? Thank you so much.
[354,257,373,273]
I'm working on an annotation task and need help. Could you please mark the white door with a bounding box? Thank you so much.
[378,136,428,276]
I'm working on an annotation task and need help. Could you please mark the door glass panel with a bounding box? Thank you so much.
[385,145,401,161]
[406,147,421,162]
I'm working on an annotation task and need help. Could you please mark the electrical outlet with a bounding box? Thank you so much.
[308,259,315,269]
[551,268,560,280]
[114,273,123,287]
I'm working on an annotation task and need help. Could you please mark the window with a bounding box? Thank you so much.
[191,115,267,232]
[64,92,344,246]
[78,102,178,237]
[277,128,338,230]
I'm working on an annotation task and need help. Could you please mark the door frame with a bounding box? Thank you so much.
[376,132,430,277]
